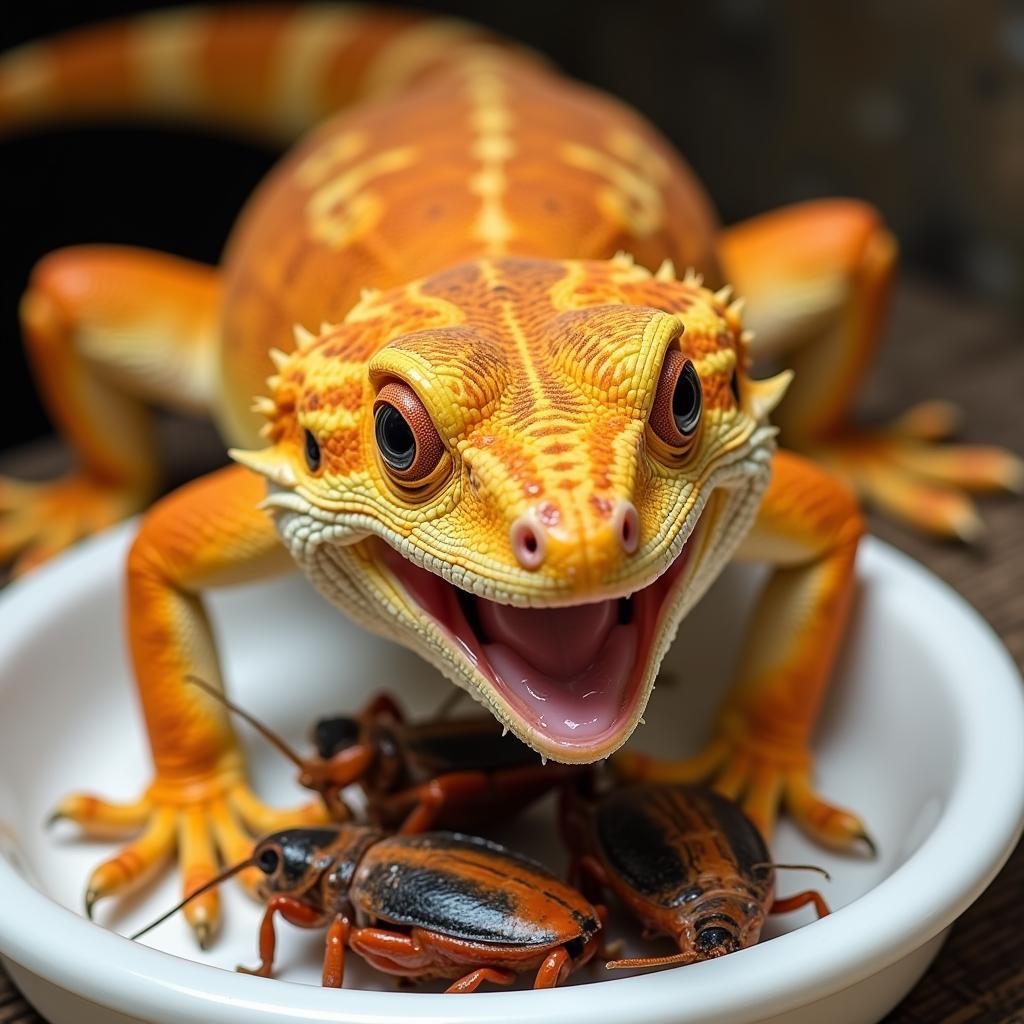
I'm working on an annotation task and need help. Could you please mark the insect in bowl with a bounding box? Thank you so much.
[0,523,1021,1024]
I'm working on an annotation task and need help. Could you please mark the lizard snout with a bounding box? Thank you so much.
[510,499,640,573]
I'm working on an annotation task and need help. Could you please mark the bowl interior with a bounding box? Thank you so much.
[0,530,964,992]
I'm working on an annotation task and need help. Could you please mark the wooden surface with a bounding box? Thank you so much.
[0,278,1022,1022]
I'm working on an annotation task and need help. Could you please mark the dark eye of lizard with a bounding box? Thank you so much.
[649,349,703,450]
[304,429,321,472]
[372,380,445,483]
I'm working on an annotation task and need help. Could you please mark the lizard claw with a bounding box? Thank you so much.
[783,771,877,856]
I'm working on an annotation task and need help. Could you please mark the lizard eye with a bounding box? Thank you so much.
[304,429,322,472]
[649,349,703,452]
[373,380,445,483]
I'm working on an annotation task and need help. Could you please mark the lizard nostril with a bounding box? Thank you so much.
[511,515,546,570]
[613,500,640,554]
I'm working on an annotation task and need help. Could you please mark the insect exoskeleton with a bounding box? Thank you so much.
[345,830,602,987]
[562,782,829,971]
[134,822,603,993]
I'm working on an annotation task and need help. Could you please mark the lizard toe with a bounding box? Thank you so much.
[0,472,150,574]
[53,769,327,947]
[784,772,876,856]
[227,782,328,836]
[805,418,1021,542]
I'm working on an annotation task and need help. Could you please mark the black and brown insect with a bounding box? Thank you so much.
[190,677,582,832]
[562,781,830,970]
[133,823,603,992]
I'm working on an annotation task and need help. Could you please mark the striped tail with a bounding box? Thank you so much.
[0,6,515,143]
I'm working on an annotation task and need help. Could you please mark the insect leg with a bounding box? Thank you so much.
[238,896,327,978]
[533,947,571,988]
[446,967,518,994]
[348,927,431,975]
[770,890,831,920]
[394,771,492,834]
[321,913,351,988]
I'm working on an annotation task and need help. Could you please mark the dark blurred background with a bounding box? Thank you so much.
[2,0,1023,450]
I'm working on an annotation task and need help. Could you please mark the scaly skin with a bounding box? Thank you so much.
[1,8,1018,942]
[234,255,775,764]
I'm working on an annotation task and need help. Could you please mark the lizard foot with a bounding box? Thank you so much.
[0,472,151,575]
[613,733,875,855]
[805,401,1023,542]
[50,771,327,946]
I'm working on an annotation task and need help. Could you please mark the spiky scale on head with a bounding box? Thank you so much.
[746,369,793,420]
[725,297,746,329]
[250,396,278,417]
[655,258,676,282]
[229,446,298,487]
[293,323,317,351]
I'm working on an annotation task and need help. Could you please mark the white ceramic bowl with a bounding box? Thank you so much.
[0,524,1021,1024]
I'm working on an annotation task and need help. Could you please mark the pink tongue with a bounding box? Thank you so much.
[484,626,638,744]
[477,598,618,677]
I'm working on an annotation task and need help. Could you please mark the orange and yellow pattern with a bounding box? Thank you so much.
[0,7,1016,943]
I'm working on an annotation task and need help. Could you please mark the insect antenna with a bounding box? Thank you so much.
[129,857,254,942]
[605,950,700,970]
[186,674,306,770]
[750,862,832,881]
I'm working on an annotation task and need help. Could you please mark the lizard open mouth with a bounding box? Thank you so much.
[374,516,705,759]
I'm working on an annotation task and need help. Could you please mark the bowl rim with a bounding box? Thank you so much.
[0,526,1022,1024]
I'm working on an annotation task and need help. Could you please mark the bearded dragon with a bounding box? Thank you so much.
[2,8,1019,945]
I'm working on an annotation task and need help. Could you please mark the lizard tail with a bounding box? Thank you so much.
[0,5,515,143]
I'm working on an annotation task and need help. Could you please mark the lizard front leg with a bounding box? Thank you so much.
[720,200,1022,540]
[617,451,871,852]
[50,465,326,944]
[1,246,219,574]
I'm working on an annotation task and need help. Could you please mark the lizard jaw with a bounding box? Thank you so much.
[277,441,775,762]
[372,512,708,762]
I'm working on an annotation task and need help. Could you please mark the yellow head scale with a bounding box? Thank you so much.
[231,255,785,761]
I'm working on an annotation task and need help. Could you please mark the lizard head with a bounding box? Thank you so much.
[231,256,787,763]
